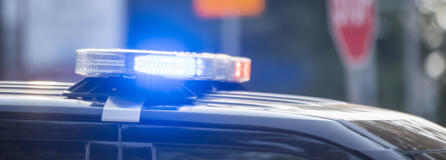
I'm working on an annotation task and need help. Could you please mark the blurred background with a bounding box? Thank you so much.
[1,0,446,125]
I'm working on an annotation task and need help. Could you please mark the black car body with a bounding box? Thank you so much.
[0,81,446,160]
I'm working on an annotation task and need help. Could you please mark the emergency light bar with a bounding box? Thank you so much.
[75,49,251,83]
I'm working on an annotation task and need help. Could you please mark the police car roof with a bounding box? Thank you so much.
[0,80,431,154]
[0,80,415,121]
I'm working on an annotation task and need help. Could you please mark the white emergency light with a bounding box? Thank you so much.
[75,49,251,83]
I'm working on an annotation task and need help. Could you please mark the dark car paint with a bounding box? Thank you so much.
[0,81,431,159]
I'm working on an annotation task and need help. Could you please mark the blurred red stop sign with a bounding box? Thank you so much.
[328,0,376,68]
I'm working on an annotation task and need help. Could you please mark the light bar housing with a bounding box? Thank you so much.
[75,49,251,83]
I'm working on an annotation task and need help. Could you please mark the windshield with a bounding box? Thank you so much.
[352,119,446,153]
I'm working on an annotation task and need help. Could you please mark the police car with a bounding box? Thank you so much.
[0,49,445,160]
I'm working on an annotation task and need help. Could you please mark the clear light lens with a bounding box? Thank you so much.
[75,49,251,83]
[134,55,199,78]
[75,51,126,76]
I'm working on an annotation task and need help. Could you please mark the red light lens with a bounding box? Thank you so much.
[234,60,251,82]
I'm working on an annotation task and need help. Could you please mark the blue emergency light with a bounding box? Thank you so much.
[75,49,251,83]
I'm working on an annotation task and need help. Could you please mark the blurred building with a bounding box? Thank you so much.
[0,0,125,81]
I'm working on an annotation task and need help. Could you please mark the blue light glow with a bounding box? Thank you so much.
[134,55,202,77]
